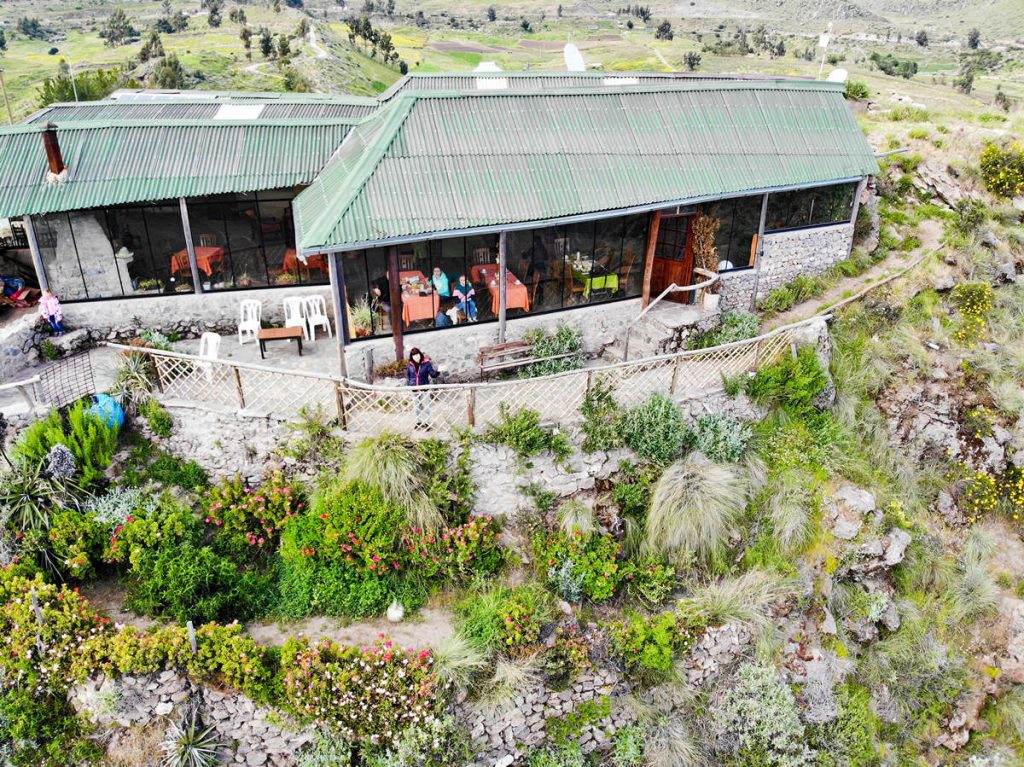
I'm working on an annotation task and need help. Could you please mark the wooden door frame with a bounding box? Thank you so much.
[650,208,698,304]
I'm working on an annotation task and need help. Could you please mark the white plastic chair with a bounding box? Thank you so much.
[238,299,261,345]
[198,332,221,382]
[282,296,309,341]
[303,295,332,340]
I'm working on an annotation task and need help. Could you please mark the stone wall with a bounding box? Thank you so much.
[62,284,335,344]
[343,298,644,379]
[718,222,855,311]
[70,672,312,767]
[0,311,41,382]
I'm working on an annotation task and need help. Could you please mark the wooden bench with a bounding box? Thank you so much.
[477,341,577,376]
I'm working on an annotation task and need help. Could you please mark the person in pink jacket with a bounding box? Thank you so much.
[39,290,65,336]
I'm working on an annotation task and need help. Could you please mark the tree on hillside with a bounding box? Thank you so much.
[152,53,185,88]
[229,7,247,24]
[296,17,310,37]
[207,0,224,27]
[240,26,253,59]
[138,30,165,62]
[521,18,532,32]
[655,19,673,41]
[39,65,122,105]
[0,29,7,53]
[156,1,189,33]
[914,29,928,46]
[259,27,275,58]
[683,51,701,71]
[385,0,396,16]
[967,28,980,49]
[277,35,291,59]
[103,8,136,47]
[17,17,50,40]
[954,59,975,94]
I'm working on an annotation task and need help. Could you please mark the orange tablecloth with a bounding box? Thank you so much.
[402,289,439,324]
[479,267,530,313]
[283,249,328,273]
[171,246,224,277]
[470,263,499,284]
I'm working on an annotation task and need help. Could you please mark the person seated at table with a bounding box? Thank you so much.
[431,267,450,297]
[452,275,478,322]
[435,297,455,327]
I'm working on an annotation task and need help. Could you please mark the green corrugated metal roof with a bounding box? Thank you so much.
[293,80,879,253]
[0,118,360,219]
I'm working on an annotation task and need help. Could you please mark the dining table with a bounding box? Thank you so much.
[571,260,619,299]
[399,270,439,324]
[170,246,225,277]
[283,249,328,274]
[471,264,530,313]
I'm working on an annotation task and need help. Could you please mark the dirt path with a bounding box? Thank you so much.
[651,46,672,70]
[245,605,455,649]
[764,217,944,331]
[244,61,268,75]
[308,28,329,60]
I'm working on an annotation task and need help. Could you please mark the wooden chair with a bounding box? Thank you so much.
[399,253,416,271]
[471,248,491,265]
[619,248,637,292]
[199,232,219,248]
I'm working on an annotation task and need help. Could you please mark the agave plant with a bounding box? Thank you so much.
[0,459,83,532]
[160,710,222,767]
[109,350,156,415]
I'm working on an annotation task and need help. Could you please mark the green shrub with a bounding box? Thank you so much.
[103,493,201,568]
[844,80,870,100]
[416,435,476,523]
[612,724,645,767]
[146,452,209,489]
[580,378,624,452]
[689,310,760,349]
[205,469,305,561]
[952,198,988,234]
[45,508,107,580]
[11,401,120,488]
[0,688,103,767]
[808,683,879,767]
[518,324,585,378]
[613,461,660,519]
[745,346,828,417]
[139,397,172,437]
[608,611,701,681]
[126,540,272,624]
[684,412,752,463]
[40,339,60,361]
[536,529,622,602]
[483,404,572,463]
[455,584,552,655]
[543,625,592,688]
[709,661,815,766]
[620,394,686,464]
[363,715,472,767]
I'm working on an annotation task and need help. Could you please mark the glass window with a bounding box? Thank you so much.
[619,214,647,297]
[710,196,763,270]
[766,183,857,232]
[103,204,190,295]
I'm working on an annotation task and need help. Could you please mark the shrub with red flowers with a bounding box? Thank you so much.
[498,592,543,654]
[535,529,623,602]
[204,468,305,557]
[405,515,504,581]
[280,635,438,744]
[543,625,592,687]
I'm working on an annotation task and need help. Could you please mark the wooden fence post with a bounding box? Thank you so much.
[466,388,476,428]
[669,357,682,396]
[585,370,594,395]
[150,353,165,394]
[232,367,246,409]
[335,381,349,430]
[186,621,198,655]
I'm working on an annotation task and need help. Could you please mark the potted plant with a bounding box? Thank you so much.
[351,297,374,338]
[238,272,254,289]
[691,213,722,312]
[275,272,298,286]
[136,278,163,294]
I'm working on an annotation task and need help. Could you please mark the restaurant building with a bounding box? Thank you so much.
[0,74,877,376]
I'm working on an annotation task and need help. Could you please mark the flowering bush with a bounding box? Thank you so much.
[608,611,702,680]
[979,142,1024,198]
[959,470,999,522]
[537,530,622,602]
[85,486,158,530]
[47,509,106,580]
[280,636,438,744]
[205,469,305,556]
[0,572,112,694]
[621,557,677,607]
[951,282,994,347]
[407,515,503,581]
[102,494,200,568]
[1004,466,1024,525]
[455,585,552,655]
[543,625,592,687]
[498,593,543,654]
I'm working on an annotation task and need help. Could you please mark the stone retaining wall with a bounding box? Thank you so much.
[718,222,855,311]
[70,672,313,767]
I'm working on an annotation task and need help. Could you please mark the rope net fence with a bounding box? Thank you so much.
[108,319,815,437]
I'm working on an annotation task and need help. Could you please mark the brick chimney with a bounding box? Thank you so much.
[42,122,65,176]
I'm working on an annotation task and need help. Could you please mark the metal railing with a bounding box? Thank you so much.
[104,314,821,438]
[622,268,720,361]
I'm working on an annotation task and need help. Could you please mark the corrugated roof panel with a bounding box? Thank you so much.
[294,81,878,251]
[0,120,357,218]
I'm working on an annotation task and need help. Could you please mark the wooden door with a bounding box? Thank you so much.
[651,214,695,304]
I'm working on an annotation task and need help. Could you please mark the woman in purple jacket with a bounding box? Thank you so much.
[406,348,441,428]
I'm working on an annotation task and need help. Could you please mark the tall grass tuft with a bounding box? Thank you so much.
[627,684,709,767]
[343,432,441,531]
[763,469,821,553]
[480,655,542,710]
[681,569,795,633]
[645,452,749,566]
[433,633,490,691]
[557,499,595,535]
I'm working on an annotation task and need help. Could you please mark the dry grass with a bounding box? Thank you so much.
[100,723,167,767]
[645,453,749,566]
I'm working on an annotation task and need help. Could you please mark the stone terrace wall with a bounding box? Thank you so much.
[719,222,854,311]
[343,297,643,379]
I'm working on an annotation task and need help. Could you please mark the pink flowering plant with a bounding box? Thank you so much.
[535,529,623,602]
[280,634,438,744]
[607,610,704,682]
[404,515,503,581]
[204,469,304,559]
